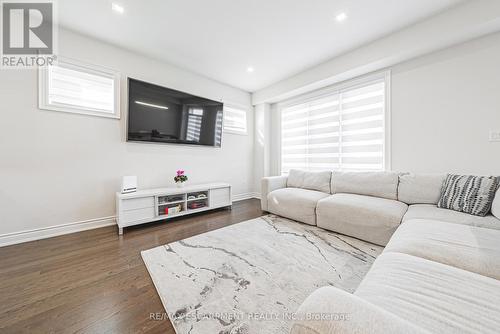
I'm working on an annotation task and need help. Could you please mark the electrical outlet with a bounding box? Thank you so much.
[489,131,500,142]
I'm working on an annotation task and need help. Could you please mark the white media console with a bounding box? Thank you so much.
[115,183,231,235]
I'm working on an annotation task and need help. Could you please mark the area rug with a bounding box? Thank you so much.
[141,215,382,334]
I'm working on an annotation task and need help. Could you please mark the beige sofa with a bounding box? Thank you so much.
[261,170,500,334]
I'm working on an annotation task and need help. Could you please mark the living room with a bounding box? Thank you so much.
[1,0,499,333]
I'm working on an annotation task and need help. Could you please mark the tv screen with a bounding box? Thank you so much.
[127,78,223,147]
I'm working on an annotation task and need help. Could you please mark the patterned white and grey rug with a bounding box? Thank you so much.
[141,215,382,334]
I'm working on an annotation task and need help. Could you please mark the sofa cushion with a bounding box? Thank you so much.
[403,204,500,230]
[385,219,500,280]
[287,169,331,193]
[291,287,427,334]
[437,174,499,216]
[331,171,399,200]
[355,252,500,334]
[492,187,500,220]
[316,194,408,246]
[398,173,446,204]
[267,188,329,225]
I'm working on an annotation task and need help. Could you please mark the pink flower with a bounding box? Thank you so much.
[176,170,184,176]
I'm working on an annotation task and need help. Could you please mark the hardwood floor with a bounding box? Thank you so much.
[0,199,263,334]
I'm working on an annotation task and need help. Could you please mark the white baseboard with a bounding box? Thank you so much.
[1,192,261,248]
[232,192,261,202]
[0,216,116,248]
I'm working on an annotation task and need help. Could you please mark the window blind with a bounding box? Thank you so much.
[223,106,247,134]
[281,79,385,174]
[47,63,116,114]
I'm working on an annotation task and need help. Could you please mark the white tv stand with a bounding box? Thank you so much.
[115,183,231,235]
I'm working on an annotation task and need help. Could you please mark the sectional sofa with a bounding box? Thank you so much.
[261,170,500,334]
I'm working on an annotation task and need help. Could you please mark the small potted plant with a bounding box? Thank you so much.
[174,170,188,187]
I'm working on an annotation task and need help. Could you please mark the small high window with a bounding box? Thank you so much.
[39,58,120,119]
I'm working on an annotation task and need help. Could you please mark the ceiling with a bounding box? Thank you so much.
[58,0,463,92]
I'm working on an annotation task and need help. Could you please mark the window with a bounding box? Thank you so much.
[39,58,120,119]
[280,75,388,174]
[223,105,247,135]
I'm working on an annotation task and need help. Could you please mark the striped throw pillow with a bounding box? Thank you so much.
[438,174,500,216]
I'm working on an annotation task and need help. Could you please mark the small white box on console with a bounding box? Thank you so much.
[121,176,137,194]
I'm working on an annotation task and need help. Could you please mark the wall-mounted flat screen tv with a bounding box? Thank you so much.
[127,78,223,147]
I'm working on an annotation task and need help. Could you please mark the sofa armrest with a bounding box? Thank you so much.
[261,176,288,211]
[291,287,428,334]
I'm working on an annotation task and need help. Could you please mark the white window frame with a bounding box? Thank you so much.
[276,70,391,174]
[38,57,121,119]
[223,104,249,135]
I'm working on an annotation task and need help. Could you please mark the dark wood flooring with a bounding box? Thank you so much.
[0,199,263,334]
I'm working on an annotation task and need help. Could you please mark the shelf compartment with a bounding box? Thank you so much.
[187,198,208,211]
[186,191,208,202]
[157,202,185,217]
[157,194,186,206]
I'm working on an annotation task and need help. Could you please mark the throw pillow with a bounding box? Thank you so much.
[438,174,500,216]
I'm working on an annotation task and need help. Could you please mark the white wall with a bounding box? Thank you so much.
[253,104,271,194]
[391,32,500,174]
[257,32,500,180]
[0,29,254,240]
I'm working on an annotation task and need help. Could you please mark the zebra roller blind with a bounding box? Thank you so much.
[280,79,386,174]
[39,58,120,119]
[48,63,116,114]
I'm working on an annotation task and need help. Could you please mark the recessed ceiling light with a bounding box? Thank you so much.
[247,67,254,73]
[112,3,125,14]
[336,12,347,22]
